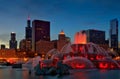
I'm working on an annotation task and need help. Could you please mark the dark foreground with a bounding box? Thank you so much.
[0,66,120,79]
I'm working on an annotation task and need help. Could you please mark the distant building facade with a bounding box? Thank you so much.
[1,44,6,49]
[32,20,50,52]
[0,49,17,58]
[36,30,70,56]
[57,30,70,51]
[109,19,118,51]
[36,40,54,55]
[19,39,26,51]
[9,32,17,49]
[19,39,32,52]
[86,29,105,44]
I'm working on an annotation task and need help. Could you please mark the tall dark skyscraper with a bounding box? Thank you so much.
[109,19,118,50]
[20,16,32,52]
[32,20,50,51]
[25,16,32,39]
[9,32,17,49]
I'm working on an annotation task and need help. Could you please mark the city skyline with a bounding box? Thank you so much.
[0,0,120,48]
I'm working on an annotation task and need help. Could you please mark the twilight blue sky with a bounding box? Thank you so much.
[0,0,120,48]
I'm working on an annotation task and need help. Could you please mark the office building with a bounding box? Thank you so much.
[32,20,50,51]
[86,29,105,44]
[9,32,17,49]
[109,19,118,50]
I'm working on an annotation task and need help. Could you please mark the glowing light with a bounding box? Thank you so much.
[7,58,16,64]
[23,58,28,62]
[11,32,15,34]
[64,56,66,60]
[42,54,45,57]
[41,58,44,60]
[96,55,103,60]
[59,30,65,35]
[90,57,94,60]
[114,56,120,60]
[75,64,85,69]
[79,46,83,52]
[48,54,51,57]
[110,64,115,69]
[99,63,108,69]
[34,53,38,56]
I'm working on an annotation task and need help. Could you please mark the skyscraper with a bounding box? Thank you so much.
[109,19,118,50]
[19,16,32,52]
[32,20,50,51]
[25,16,32,39]
[86,29,105,44]
[9,32,17,49]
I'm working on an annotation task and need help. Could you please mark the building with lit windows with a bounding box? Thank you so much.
[32,20,50,52]
[0,49,17,58]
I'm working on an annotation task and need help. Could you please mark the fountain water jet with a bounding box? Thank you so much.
[74,31,87,44]
[45,49,60,59]
[23,56,41,71]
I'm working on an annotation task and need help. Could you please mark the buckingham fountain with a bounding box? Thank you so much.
[24,31,120,75]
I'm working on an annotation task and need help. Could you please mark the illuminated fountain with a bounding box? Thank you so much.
[30,30,120,75]
[45,30,120,69]
[72,31,108,58]
[72,31,120,69]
